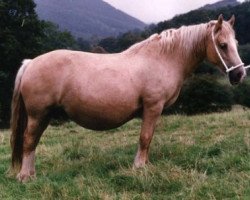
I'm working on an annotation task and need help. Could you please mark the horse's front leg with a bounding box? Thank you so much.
[133,102,164,168]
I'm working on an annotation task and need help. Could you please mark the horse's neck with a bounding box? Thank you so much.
[125,23,209,77]
[169,24,209,76]
[148,24,209,75]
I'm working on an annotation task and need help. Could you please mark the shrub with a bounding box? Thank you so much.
[0,103,2,125]
[0,72,10,127]
[233,80,250,108]
[165,75,233,115]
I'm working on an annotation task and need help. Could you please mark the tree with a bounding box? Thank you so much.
[0,0,45,71]
[116,31,144,52]
[0,1,81,127]
[39,21,79,52]
[98,37,117,53]
[0,0,44,126]
[77,37,91,52]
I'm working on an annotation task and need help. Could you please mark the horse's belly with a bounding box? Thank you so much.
[72,115,132,131]
[63,94,142,131]
[68,106,141,131]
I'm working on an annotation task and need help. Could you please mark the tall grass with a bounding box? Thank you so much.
[0,108,249,199]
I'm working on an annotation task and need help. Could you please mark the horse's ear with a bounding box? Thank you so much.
[228,15,235,27]
[214,14,223,33]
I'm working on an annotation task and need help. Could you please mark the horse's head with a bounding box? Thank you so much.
[206,14,246,85]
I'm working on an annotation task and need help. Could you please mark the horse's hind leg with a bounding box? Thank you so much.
[17,114,50,182]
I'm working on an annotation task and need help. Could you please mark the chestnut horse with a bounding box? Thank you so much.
[11,15,246,182]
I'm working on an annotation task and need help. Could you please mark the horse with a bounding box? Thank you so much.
[11,15,246,182]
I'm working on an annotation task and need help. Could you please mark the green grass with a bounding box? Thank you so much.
[0,108,250,199]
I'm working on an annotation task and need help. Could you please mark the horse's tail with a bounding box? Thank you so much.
[10,59,31,169]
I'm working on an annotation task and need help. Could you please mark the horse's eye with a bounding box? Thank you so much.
[219,43,227,50]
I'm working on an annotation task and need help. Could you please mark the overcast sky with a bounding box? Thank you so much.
[103,0,244,23]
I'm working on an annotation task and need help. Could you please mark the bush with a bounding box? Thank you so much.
[165,75,233,115]
[0,103,2,125]
[233,80,250,108]
[0,72,10,127]
[239,44,250,67]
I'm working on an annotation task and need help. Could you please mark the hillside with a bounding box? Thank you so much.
[34,0,146,38]
[200,0,240,10]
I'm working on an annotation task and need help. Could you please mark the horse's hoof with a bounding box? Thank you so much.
[16,172,36,183]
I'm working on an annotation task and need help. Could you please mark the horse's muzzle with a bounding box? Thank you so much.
[228,67,246,85]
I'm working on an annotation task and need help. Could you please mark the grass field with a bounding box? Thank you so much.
[0,108,250,199]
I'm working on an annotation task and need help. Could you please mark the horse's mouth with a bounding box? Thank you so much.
[229,69,246,85]
[230,80,239,85]
[229,77,244,85]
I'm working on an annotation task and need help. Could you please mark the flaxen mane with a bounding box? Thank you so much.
[126,23,210,59]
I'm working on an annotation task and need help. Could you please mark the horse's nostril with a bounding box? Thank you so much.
[237,71,243,79]
[229,70,244,85]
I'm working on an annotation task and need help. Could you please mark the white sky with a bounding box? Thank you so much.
[103,0,244,23]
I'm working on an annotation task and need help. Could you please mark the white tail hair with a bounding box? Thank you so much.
[14,59,32,91]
